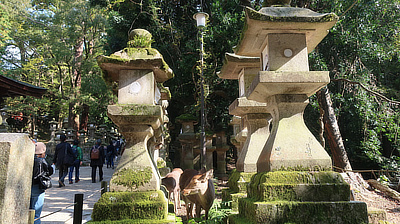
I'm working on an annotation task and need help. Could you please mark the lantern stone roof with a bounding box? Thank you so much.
[234,7,338,57]
[218,53,260,80]
[0,75,47,98]
[97,29,174,83]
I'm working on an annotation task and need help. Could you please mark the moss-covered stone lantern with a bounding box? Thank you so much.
[95,29,174,223]
[176,113,199,169]
[224,1,368,223]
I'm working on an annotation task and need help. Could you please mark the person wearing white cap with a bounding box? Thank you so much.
[30,142,53,224]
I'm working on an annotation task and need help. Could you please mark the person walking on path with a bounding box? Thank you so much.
[90,139,105,183]
[68,139,83,184]
[30,142,53,224]
[53,134,74,187]
[106,140,116,169]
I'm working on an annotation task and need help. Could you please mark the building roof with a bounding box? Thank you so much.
[0,75,47,98]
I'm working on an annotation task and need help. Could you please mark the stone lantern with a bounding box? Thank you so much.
[0,107,9,133]
[214,131,230,178]
[235,3,338,172]
[229,116,242,155]
[78,129,87,145]
[49,119,58,141]
[55,129,63,143]
[224,1,368,223]
[176,114,199,169]
[87,122,96,140]
[62,118,68,129]
[219,53,272,173]
[96,28,173,222]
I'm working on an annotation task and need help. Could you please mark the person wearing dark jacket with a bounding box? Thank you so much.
[90,139,105,183]
[68,139,83,184]
[52,134,74,187]
[106,140,116,169]
[30,142,53,224]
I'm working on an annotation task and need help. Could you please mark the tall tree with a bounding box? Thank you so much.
[1,0,114,137]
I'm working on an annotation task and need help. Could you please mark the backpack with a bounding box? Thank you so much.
[71,145,78,160]
[91,146,100,160]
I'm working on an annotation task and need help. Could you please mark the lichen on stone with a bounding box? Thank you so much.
[118,104,162,116]
[112,167,153,190]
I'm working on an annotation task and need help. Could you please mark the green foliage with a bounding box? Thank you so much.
[0,3,11,48]
[187,200,232,224]
[2,0,400,176]
[293,0,400,172]
[1,0,114,135]
[127,35,153,48]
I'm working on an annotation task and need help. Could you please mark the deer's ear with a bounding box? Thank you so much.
[205,169,213,179]
[199,169,213,182]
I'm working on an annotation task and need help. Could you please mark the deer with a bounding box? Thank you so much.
[179,168,215,220]
[161,168,183,213]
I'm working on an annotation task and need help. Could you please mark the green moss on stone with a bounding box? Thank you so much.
[127,36,153,48]
[119,104,162,116]
[247,171,350,202]
[128,29,153,48]
[157,83,171,99]
[228,213,255,224]
[228,169,256,193]
[92,191,167,222]
[112,167,152,190]
[238,198,368,224]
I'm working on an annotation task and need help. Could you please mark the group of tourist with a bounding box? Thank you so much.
[29,135,124,224]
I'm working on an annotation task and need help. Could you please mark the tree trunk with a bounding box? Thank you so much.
[316,87,352,171]
[80,103,89,132]
[69,36,85,133]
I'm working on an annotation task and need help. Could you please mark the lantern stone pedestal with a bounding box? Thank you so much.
[94,29,174,223]
[107,105,162,192]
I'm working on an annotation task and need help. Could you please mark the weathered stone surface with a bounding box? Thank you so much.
[107,104,162,130]
[228,170,256,194]
[0,133,34,224]
[248,71,330,101]
[109,125,159,191]
[253,94,331,172]
[97,29,173,83]
[236,113,272,172]
[118,70,155,105]
[235,7,338,57]
[236,199,368,224]
[218,53,260,80]
[96,29,173,222]
[222,190,247,212]
[247,171,350,202]
[229,97,268,116]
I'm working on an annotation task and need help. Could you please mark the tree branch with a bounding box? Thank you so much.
[331,78,400,106]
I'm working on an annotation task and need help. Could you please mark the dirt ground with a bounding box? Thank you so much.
[344,172,400,224]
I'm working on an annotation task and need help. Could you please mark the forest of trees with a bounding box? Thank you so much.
[1,0,399,173]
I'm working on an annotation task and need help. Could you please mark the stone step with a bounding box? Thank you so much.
[234,199,368,224]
